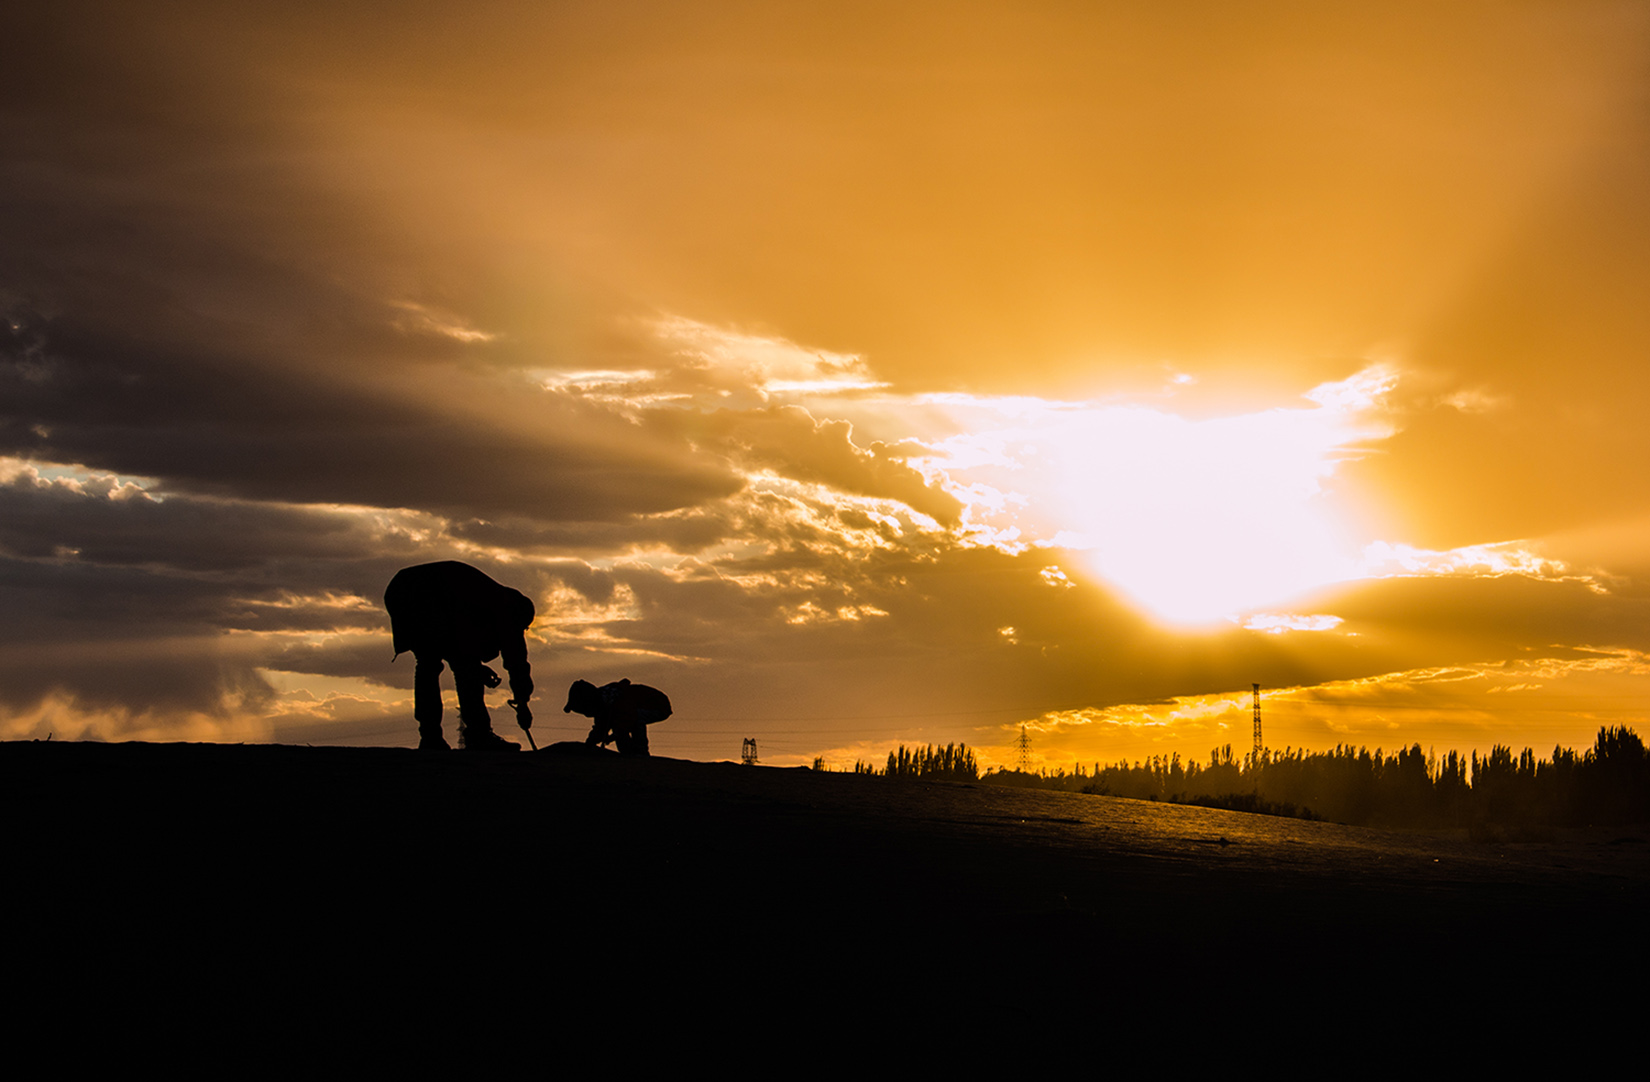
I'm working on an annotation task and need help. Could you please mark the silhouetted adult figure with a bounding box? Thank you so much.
[384,561,536,752]
[564,679,671,757]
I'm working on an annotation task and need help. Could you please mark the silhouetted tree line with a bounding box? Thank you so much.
[977,727,1650,830]
[852,743,980,782]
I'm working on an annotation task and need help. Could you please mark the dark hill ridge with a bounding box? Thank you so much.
[9,740,1647,1031]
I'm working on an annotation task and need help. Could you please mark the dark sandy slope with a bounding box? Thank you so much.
[8,740,1646,1035]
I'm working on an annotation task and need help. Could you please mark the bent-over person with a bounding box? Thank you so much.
[563,679,671,757]
[384,561,536,752]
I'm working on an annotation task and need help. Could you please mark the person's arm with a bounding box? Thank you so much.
[500,630,534,726]
[584,715,614,746]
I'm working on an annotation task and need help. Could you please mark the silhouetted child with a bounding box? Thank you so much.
[563,679,672,757]
[384,561,537,752]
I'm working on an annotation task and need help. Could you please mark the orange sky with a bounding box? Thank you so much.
[4,1,1650,769]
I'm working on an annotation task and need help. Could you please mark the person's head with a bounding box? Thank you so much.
[564,679,600,717]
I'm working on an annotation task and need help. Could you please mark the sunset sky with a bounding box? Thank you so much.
[5,1,1650,769]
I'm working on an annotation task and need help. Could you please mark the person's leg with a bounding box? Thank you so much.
[454,659,517,751]
[615,723,650,757]
[616,703,666,757]
[413,654,448,751]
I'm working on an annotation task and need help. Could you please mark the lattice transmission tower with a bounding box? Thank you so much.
[1252,683,1263,763]
[1016,724,1032,773]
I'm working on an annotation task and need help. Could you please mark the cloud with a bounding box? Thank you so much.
[1311,572,1650,660]
[1439,386,1510,414]
[0,554,280,718]
[647,316,887,401]
[1356,539,1596,589]
[1242,614,1344,634]
[0,305,743,524]
[661,405,962,525]
[0,460,424,572]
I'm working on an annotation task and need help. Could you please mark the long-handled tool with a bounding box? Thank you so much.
[509,699,537,750]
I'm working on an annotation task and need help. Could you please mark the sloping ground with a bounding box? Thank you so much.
[9,740,1646,1036]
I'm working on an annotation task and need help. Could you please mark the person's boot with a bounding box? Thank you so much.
[459,717,519,752]
[418,727,451,751]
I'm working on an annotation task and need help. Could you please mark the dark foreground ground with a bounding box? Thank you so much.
[9,740,1647,1040]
